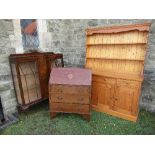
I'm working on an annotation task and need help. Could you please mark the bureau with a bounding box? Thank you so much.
[49,67,92,121]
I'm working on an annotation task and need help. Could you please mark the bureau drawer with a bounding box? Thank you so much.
[51,103,90,114]
[50,85,90,95]
[51,93,90,104]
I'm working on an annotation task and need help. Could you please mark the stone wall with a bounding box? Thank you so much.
[47,19,155,112]
[0,19,17,118]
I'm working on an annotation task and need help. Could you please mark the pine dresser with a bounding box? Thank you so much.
[85,23,150,122]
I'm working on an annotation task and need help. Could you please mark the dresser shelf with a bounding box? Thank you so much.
[86,57,145,61]
[86,43,147,46]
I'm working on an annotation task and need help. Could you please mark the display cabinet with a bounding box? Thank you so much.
[9,51,64,110]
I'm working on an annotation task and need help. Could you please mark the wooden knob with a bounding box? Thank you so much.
[57,96,63,100]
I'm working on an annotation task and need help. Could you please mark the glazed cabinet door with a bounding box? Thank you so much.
[18,60,42,105]
[113,79,141,116]
[92,76,115,110]
[11,59,42,106]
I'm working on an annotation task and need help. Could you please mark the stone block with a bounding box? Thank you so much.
[150,22,155,33]
[0,81,12,92]
[3,105,17,117]
[148,34,155,44]
[63,19,71,25]
[147,44,155,53]
[2,20,14,34]
[87,19,98,27]
[1,88,16,100]
[0,38,11,47]
[148,53,155,60]
[0,63,11,76]
[0,54,10,63]
[108,19,123,25]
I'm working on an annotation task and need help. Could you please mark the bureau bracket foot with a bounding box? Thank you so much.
[82,114,90,122]
[50,112,57,119]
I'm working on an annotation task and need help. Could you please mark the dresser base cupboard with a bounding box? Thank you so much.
[92,75,141,122]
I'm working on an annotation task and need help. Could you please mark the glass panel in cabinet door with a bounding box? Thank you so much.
[18,61,42,104]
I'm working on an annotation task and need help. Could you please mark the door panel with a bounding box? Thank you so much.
[18,61,42,104]
[114,80,141,116]
[92,77,115,109]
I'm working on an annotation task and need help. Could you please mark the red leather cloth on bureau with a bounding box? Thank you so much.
[49,67,92,86]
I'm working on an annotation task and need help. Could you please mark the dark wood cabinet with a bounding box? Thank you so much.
[9,51,64,110]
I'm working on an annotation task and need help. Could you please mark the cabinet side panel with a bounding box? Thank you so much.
[11,63,22,104]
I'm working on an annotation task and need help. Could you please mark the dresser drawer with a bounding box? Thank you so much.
[116,79,141,88]
[51,103,90,114]
[93,75,116,84]
[51,93,90,104]
[50,85,90,95]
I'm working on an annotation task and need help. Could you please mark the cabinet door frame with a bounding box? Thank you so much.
[11,57,43,108]
[113,79,141,116]
[91,76,115,110]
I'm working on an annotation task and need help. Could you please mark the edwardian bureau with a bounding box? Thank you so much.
[49,67,92,121]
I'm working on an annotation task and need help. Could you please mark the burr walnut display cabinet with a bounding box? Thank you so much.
[85,23,150,122]
[49,67,92,121]
[9,51,64,110]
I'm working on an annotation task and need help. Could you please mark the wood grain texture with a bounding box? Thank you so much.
[49,84,91,121]
[85,23,150,122]
[86,23,150,35]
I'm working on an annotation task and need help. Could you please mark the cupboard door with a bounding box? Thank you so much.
[113,80,141,116]
[92,77,115,110]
